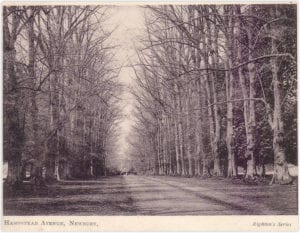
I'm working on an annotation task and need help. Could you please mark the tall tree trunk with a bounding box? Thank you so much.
[244,6,257,179]
[166,117,173,175]
[173,108,181,175]
[225,6,237,177]
[46,70,60,181]
[210,11,222,176]
[157,120,162,175]
[269,7,292,184]
[196,80,206,176]
[185,86,193,176]
[3,7,24,185]
[175,84,186,176]
[162,118,167,175]
[225,66,236,177]
[27,11,45,184]
[178,95,186,176]
[200,16,215,176]
[235,5,256,179]
[177,26,186,177]
[202,57,214,176]
[200,77,211,177]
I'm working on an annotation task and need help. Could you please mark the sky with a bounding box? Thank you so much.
[105,6,145,170]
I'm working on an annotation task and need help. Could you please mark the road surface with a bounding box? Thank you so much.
[4,175,297,215]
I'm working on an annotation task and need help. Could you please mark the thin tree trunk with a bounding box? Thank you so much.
[185,86,193,176]
[225,7,237,177]
[196,80,205,176]
[178,93,186,176]
[173,109,181,175]
[157,121,162,175]
[162,118,167,175]
[225,67,236,177]
[245,6,257,179]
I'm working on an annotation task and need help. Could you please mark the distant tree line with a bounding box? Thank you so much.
[130,5,297,184]
[3,6,121,186]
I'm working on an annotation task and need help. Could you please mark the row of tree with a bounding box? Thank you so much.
[3,6,121,185]
[130,5,297,184]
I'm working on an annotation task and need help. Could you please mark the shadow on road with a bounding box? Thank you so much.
[3,175,298,216]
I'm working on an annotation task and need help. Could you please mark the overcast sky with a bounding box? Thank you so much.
[105,6,145,170]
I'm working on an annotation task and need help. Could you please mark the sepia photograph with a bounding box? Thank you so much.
[2,2,298,231]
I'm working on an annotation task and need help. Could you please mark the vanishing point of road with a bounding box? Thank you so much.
[4,175,297,215]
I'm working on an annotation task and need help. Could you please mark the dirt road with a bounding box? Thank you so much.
[3,175,297,215]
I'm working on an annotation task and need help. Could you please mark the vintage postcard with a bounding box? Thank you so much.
[1,1,298,232]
